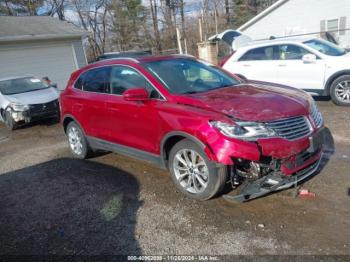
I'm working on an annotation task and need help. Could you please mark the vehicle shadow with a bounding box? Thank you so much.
[313,96,331,102]
[0,158,142,255]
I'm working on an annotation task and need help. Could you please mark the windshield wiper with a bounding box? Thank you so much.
[182,91,199,94]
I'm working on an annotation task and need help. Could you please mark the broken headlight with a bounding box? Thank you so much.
[210,121,276,141]
[9,102,29,112]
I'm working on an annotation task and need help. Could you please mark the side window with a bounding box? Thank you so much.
[83,67,111,93]
[239,46,275,61]
[278,44,309,60]
[74,76,83,90]
[110,66,160,98]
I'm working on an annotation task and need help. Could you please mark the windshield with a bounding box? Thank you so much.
[304,39,346,56]
[142,58,240,94]
[0,77,49,95]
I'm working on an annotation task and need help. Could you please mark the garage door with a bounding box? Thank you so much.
[0,44,77,90]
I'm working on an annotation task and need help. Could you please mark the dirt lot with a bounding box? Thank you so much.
[0,100,349,256]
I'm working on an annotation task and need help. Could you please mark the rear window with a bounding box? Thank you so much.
[75,67,111,93]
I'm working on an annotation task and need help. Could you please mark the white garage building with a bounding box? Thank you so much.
[238,0,350,48]
[0,16,88,90]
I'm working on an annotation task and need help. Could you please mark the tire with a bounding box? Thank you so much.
[168,139,227,200]
[66,121,91,159]
[330,75,350,106]
[3,110,17,131]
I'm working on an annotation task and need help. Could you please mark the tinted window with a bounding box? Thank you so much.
[110,66,160,98]
[74,76,83,90]
[82,67,111,93]
[240,46,275,61]
[278,44,309,60]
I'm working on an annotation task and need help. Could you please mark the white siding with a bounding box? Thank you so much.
[0,39,87,90]
[240,0,350,48]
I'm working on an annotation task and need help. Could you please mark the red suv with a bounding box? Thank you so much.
[60,55,325,202]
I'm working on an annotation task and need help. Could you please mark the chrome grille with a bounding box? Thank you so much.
[310,103,323,128]
[265,116,312,140]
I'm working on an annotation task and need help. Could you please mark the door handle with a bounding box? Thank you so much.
[278,64,287,67]
[243,64,251,67]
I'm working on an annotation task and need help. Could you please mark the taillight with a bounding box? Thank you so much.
[219,52,235,67]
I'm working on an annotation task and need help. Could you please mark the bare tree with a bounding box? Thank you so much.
[149,0,162,53]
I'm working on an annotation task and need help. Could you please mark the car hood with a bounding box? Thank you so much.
[175,82,311,122]
[4,88,59,105]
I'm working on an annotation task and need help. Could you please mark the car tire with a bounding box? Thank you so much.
[330,75,350,106]
[3,110,17,131]
[169,139,227,200]
[66,121,91,159]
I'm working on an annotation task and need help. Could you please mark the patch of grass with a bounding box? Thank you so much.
[100,194,123,221]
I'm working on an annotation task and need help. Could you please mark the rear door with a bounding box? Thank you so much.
[231,45,279,83]
[72,67,111,140]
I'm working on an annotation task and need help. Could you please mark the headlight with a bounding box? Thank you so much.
[210,121,276,141]
[9,102,29,111]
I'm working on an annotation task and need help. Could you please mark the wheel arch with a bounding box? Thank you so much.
[160,131,216,169]
[325,70,350,96]
[62,114,83,134]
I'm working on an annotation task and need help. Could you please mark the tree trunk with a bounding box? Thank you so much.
[150,0,162,52]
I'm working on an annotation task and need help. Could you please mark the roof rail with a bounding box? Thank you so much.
[92,57,140,64]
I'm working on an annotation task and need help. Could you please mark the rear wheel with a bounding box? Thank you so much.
[3,110,17,131]
[169,139,227,200]
[330,75,350,106]
[66,121,91,159]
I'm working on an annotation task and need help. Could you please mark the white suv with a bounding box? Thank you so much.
[212,30,350,106]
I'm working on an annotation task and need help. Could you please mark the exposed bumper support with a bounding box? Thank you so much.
[223,153,323,203]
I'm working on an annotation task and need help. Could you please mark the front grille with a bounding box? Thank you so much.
[310,103,323,128]
[265,116,312,140]
[29,99,59,115]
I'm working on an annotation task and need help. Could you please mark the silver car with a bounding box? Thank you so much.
[0,76,60,130]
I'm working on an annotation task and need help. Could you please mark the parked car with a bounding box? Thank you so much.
[60,55,325,202]
[0,76,60,130]
[95,50,152,62]
[211,30,350,106]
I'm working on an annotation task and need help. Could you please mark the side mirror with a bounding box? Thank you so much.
[123,88,149,101]
[302,54,317,64]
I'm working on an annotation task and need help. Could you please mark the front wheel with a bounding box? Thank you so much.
[169,139,227,200]
[330,75,350,106]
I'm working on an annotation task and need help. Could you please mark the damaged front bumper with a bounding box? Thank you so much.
[9,100,60,124]
[220,127,325,202]
[223,150,323,202]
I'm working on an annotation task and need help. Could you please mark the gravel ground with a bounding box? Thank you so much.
[0,100,349,256]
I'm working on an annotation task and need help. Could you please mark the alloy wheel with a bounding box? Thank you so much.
[68,126,83,155]
[335,81,350,103]
[173,149,209,194]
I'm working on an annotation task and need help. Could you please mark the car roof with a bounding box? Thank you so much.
[91,54,197,66]
[243,36,316,48]
[0,75,34,82]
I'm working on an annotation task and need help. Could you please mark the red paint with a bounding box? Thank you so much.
[60,55,323,176]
